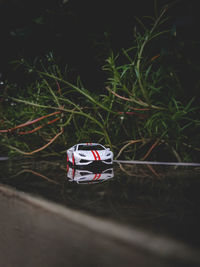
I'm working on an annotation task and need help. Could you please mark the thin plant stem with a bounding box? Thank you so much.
[8,96,112,148]
[115,139,143,159]
[38,71,117,115]
[0,111,61,133]
[18,117,60,135]
[7,128,64,155]
[142,139,160,160]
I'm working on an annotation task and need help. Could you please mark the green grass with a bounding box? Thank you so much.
[1,2,199,162]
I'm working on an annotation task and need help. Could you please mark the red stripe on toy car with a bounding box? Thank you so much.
[92,174,101,180]
[95,150,101,160]
[66,164,69,172]
[91,150,97,160]
[92,174,98,180]
[96,174,101,180]
[72,168,75,179]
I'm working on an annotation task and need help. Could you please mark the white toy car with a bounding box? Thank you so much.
[66,143,113,166]
[66,167,114,184]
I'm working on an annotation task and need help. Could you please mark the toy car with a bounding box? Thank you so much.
[66,167,114,184]
[66,143,113,166]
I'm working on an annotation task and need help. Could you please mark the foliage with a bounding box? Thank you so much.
[0,3,199,162]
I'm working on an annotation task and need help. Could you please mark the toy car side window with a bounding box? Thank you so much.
[74,145,77,151]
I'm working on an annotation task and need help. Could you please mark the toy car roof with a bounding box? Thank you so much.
[77,143,103,146]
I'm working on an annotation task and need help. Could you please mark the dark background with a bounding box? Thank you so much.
[0,0,199,91]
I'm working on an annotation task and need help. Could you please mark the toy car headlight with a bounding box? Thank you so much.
[79,153,86,157]
[106,153,111,156]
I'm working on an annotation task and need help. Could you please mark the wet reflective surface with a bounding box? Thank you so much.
[1,157,200,248]
[66,165,114,184]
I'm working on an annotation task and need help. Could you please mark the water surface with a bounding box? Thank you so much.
[1,157,200,248]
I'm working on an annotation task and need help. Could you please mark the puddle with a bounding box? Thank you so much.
[0,157,200,248]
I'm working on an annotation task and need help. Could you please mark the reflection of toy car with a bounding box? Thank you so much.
[66,143,113,166]
[67,167,114,184]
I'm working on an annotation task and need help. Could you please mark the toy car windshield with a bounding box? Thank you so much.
[78,144,105,151]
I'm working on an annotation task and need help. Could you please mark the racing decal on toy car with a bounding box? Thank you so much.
[92,173,101,180]
[91,150,97,160]
[91,150,101,161]
[95,150,101,160]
